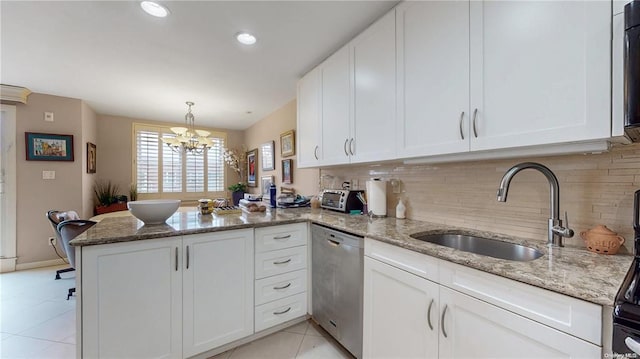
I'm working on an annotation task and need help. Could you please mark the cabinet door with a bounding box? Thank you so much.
[182,229,254,357]
[438,286,601,358]
[396,0,471,158]
[469,1,610,151]
[351,10,397,163]
[321,45,351,166]
[297,67,321,168]
[82,238,182,359]
[363,257,439,359]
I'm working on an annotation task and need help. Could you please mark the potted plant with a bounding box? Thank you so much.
[94,180,128,215]
[228,182,247,206]
[129,183,138,202]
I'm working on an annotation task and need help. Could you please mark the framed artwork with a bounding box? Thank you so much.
[282,159,293,184]
[25,132,74,161]
[87,142,97,173]
[280,130,295,157]
[260,141,275,171]
[246,148,258,187]
[261,175,274,199]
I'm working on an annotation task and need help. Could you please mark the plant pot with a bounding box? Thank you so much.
[231,191,244,206]
[95,202,128,215]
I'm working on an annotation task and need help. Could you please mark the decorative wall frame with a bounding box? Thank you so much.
[246,148,258,187]
[280,130,295,157]
[25,132,74,161]
[260,140,275,171]
[261,175,274,199]
[87,142,97,173]
[282,159,293,184]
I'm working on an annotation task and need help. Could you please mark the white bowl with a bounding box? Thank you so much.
[127,200,180,224]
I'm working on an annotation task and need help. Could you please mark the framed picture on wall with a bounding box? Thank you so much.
[246,148,258,187]
[280,130,295,157]
[260,141,275,171]
[25,132,74,161]
[87,142,97,173]
[261,175,274,199]
[282,159,293,184]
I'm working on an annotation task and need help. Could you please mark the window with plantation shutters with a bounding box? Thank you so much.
[133,123,226,199]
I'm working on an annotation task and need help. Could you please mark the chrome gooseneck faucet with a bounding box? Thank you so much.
[497,162,574,247]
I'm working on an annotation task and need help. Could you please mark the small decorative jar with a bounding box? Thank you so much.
[198,199,214,215]
[580,225,625,255]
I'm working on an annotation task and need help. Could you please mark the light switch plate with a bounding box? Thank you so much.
[44,112,54,122]
[42,170,55,180]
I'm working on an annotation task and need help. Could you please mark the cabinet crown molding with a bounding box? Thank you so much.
[0,84,31,104]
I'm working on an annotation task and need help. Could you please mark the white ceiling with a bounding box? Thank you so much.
[1,1,398,130]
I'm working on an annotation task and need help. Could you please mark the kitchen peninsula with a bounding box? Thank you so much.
[72,208,633,358]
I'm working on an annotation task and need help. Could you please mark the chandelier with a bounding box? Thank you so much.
[161,101,213,154]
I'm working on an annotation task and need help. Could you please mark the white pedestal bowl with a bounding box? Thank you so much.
[127,199,180,224]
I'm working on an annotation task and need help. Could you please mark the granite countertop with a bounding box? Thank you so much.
[72,207,634,307]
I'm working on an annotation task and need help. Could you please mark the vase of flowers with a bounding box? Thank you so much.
[223,147,247,205]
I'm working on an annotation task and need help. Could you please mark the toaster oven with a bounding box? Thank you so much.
[321,189,364,213]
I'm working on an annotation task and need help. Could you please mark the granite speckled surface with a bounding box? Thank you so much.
[71,207,634,306]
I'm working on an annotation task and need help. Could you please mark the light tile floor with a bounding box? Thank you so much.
[1,265,354,359]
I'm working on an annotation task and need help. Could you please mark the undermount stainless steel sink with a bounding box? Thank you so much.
[409,233,544,261]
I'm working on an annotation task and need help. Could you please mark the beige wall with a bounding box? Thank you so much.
[16,93,84,265]
[81,102,98,218]
[96,115,245,201]
[323,143,640,253]
[244,100,319,197]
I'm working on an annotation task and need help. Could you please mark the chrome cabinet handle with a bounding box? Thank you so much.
[186,245,190,269]
[175,247,178,271]
[344,139,350,156]
[273,234,291,240]
[441,305,448,338]
[472,108,478,138]
[273,258,292,265]
[349,138,354,155]
[273,307,292,315]
[314,145,319,160]
[427,299,434,331]
[273,283,292,290]
[459,112,465,140]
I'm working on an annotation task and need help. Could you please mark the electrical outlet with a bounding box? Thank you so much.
[48,237,56,246]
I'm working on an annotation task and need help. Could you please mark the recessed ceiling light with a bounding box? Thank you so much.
[140,1,170,18]
[236,32,257,45]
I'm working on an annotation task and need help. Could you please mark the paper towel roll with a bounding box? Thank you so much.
[366,179,387,216]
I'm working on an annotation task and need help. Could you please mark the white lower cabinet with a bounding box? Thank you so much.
[363,238,602,358]
[81,229,254,358]
[363,257,439,358]
[182,230,254,357]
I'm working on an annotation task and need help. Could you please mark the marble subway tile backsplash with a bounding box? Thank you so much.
[321,143,640,253]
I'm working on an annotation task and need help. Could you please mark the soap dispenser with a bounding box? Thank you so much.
[396,198,406,219]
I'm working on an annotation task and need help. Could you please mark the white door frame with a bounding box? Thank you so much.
[1,105,17,272]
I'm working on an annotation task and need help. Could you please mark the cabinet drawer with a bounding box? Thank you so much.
[255,223,308,253]
[364,238,439,282]
[255,269,307,306]
[255,292,308,332]
[255,246,307,279]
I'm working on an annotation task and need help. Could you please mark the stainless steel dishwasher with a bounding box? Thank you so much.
[311,224,363,359]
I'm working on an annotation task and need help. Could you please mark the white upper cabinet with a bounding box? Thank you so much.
[351,10,397,163]
[396,1,471,158]
[469,1,611,151]
[320,45,352,165]
[297,67,321,168]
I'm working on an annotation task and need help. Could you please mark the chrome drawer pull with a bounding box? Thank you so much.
[273,234,291,240]
[175,247,178,271]
[344,138,350,156]
[273,283,292,290]
[186,245,190,269]
[441,305,448,338]
[427,299,434,331]
[273,258,292,265]
[349,138,355,155]
[273,307,292,315]
[314,145,319,160]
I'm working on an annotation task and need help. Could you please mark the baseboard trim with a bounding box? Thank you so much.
[15,258,67,271]
[0,257,17,273]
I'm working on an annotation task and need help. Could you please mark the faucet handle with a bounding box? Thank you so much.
[563,211,575,238]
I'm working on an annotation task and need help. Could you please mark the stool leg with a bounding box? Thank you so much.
[67,287,75,300]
